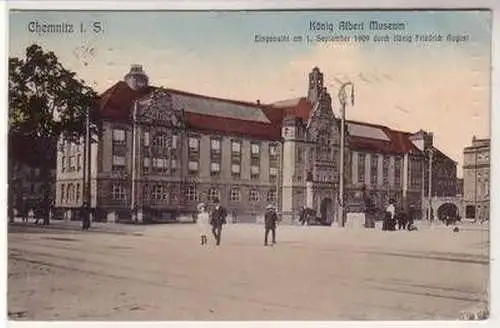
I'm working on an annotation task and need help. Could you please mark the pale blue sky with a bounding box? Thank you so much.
[9,10,492,176]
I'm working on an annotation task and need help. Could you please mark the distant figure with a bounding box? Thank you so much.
[453,227,460,233]
[383,199,396,231]
[81,203,91,231]
[264,204,279,246]
[298,206,307,225]
[363,189,376,229]
[397,207,408,230]
[197,203,210,246]
[210,198,227,246]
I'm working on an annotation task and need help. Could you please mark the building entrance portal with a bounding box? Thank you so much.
[320,197,335,226]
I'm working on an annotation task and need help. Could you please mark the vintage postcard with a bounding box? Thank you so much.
[7,7,491,323]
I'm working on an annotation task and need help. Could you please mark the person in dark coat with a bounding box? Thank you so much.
[81,202,91,231]
[209,198,227,246]
[363,189,376,229]
[264,204,279,246]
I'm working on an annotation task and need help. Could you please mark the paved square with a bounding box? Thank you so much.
[8,222,489,320]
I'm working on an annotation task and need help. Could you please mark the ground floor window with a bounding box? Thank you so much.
[249,189,260,202]
[207,187,221,202]
[112,184,127,200]
[185,185,199,201]
[230,188,241,202]
[267,188,277,203]
[466,205,476,219]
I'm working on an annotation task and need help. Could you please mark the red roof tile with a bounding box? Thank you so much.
[97,81,281,139]
[97,81,437,156]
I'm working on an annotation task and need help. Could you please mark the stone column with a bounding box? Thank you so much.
[306,180,313,208]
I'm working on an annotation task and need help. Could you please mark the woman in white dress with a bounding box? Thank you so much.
[197,203,210,245]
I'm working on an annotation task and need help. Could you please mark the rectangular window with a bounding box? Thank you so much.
[112,129,126,144]
[383,156,390,185]
[60,184,65,203]
[394,157,402,187]
[111,184,126,200]
[232,140,241,153]
[251,143,260,155]
[69,156,75,171]
[76,154,82,170]
[270,167,278,177]
[152,184,168,201]
[189,137,199,149]
[358,153,365,184]
[269,144,278,156]
[210,162,221,173]
[251,165,260,179]
[144,131,150,147]
[231,164,241,174]
[211,138,221,152]
[112,155,126,171]
[113,155,126,166]
[171,135,178,149]
[76,183,81,202]
[61,156,66,172]
[171,159,177,169]
[188,160,199,172]
[296,147,303,163]
[371,155,378,186]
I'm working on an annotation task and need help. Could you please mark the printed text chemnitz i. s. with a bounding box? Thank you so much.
[27,21,104,35]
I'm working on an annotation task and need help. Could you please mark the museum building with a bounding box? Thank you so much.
[55,65,457,223]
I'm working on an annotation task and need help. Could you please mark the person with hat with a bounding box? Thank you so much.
[210,197,227,246]
[197,202,210,246]
[264,204,279,246]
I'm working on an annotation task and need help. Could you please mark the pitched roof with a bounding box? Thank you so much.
[97,81,279,139]
[97,81,444,156]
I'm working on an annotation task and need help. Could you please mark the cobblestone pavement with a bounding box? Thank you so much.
[7,221,489,321]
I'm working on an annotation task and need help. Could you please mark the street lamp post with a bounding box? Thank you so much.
[427,148,433,222]
[82,105,92,228]
[337,82,355,227]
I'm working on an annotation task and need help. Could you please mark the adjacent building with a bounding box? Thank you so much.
[463,137,490,221]
[55,65,458,224]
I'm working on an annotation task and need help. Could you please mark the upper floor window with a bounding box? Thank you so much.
[211,138,221,153]
[189,137,199,150]
[232,140,241,153]
[61,156,66,172]
[251,143,260,156]
[210,162,221,176]
[231,164,241,176]
[112,129,126,144]
[251,165,260,180]
[113,155,126,171]
[153,134,170,148]
[144,131,150,147]
[269,144,278,157]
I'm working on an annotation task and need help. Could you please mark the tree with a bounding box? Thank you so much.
[8,44,98,224]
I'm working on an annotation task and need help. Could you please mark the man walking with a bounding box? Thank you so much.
[264,204,278,246]
[210,198,227,246]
